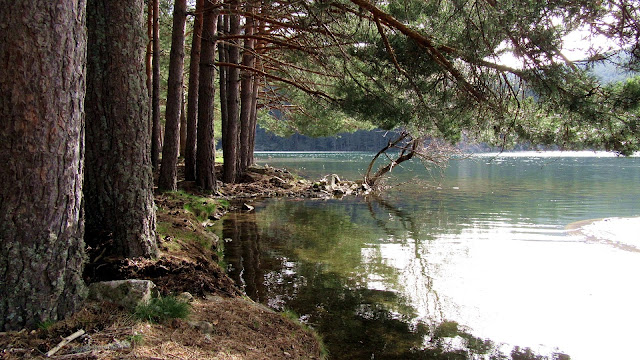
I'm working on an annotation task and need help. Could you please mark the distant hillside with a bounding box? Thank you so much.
[588,51,636,83]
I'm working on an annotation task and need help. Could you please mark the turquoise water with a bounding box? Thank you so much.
[219,152,640,359]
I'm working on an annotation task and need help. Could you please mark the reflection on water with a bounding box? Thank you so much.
[219,153,640,360]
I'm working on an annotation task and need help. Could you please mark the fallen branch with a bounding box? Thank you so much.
[45,329,85,357]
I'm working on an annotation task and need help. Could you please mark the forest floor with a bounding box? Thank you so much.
[0,164,332,360]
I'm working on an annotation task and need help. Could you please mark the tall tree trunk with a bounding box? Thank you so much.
[185,0,204,181]
[86,0,158,258]
[159,0,188,191]
[179,94,187,156]
[223,4,241,183]
[247,26,264,167]
[151,0,162,169]
[196,3,220,191]
[239,3,257,173]
[0,0,87,331]
[146,0,153,100]
[218,14,229,175]
[248,71,260,163]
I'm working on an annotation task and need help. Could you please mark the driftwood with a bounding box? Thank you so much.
[364,131,458,187]
[45,329,85,357]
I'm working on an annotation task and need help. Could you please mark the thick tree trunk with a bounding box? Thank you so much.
[196,4,220,191]
[0,0,87,331]
[185,0,204,181]
[151,0,162,169]
[159,0,188,191]
[222,6,241,183]
[86,0,158,258]
[239,4,257,173]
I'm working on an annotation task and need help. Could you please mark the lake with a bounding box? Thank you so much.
[217,152,640,359]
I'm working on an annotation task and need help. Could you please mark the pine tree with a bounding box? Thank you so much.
[159,0,188,191]
[85,0,159,258]
[0,0,87,330]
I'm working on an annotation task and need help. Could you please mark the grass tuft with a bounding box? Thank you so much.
[134,296,191,323]
[37,319,56,330]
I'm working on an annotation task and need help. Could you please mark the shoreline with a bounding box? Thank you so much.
[567,216,640,252]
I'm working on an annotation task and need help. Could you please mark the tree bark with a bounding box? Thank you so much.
[196,3,220,191]
[146,0,153,99]
[222,5,241,183]
[0,0,87,331]
[218,14,229,175]
[185,0,204,181]
[239,2,257,172]
[179,94,187,156]
[151,0,162,169]
[86,0,158,258]
[248,24,264,168]
[159,0,188,191]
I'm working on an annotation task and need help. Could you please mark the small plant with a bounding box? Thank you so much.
[37,319,56,330]
[214,241,227,270]
[127,333,145,346]
[281,308,301,323]
[134,295,191,323]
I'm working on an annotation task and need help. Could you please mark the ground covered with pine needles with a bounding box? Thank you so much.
[0,164,329,359]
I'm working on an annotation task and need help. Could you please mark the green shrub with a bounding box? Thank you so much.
[37,319,56,330]
[134,296,191,323]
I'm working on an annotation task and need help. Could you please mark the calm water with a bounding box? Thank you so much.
[217,152,640,359]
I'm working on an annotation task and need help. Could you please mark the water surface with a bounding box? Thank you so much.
[218,152,640,359]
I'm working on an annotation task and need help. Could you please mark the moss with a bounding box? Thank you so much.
[165,190,228,223]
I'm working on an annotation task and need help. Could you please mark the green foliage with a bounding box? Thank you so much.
[36,319,56,330]
[609,75,640,112]
[280,0,640,154]
[127,333,145,346]
[213,239,227,271]
[168,190,228,223]
[184,200,218,223]
[281,308,301,323]
[133,295,191,323]
[433,320,460,338]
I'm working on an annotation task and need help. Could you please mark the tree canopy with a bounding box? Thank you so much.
[249,0,640,154]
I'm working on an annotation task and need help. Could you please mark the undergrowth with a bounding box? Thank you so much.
[134,296,191,323]
[170,190,229,222]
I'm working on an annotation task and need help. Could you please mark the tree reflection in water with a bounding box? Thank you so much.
[219,198,570,360]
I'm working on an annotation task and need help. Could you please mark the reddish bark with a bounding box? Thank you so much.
[0,0,87,331]
[185,0,204,181]
[159,0,188,191]
[196,3,220,190]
